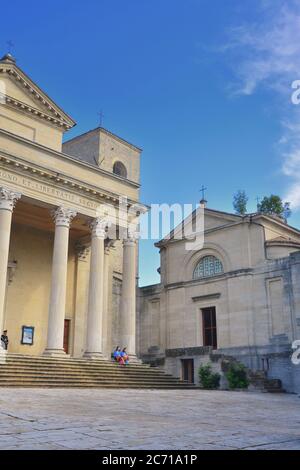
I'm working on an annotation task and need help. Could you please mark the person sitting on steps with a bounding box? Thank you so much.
[112,346,121,362]
[1,330,8,351]
[119,347,129,365]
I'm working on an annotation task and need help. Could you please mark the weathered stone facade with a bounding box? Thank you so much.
[139,207,300,393]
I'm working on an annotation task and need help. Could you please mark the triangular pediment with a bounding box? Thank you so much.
[203,209,240,230]
[156,207,241,247]
[1,77,50,113]
[0,54,76,130]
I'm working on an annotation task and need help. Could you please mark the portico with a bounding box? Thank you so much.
[0,187,140,359]
[0,53,145,359]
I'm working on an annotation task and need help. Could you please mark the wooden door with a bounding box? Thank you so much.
[181,359,194,383]
[202,307,217,349]
[63,319,70,354]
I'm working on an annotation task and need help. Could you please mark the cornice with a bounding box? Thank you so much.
[164,268,254,290]
[2,93,69,130]
[0,62,75,129]
[155,220,244,248]
[64,126,143,153]
[0,128,141,190]
[0,149,145,210]
[265,239,300,248]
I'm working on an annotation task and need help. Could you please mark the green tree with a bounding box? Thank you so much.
[225,362,249,390]
[198,363,220,389]
[257,195,291,220]
[233,190,248,215]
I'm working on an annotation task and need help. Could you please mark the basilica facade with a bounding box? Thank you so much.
[0,53,145,360]
[139,204,300,393]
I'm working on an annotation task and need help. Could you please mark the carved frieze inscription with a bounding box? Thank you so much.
[0,168,100,215]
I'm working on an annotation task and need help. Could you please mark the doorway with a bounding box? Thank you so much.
[63,319,71,354]
[181,359,194,383]
[202,307,217,349]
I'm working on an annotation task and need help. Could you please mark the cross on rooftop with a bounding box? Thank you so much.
[199,185,207,201]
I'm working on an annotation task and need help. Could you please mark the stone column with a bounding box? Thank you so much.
[84,217,107,359]
[0,188,21,343]
[44,206,77,356]
[102,240,114,357]
[73,244,90,357]
[120,232,137,358]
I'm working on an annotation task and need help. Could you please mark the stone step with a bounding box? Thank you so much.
[0,364,170,374]
[0,364,171,374]
[5,354,150,366]
[248,374,284,393]
[0,376,192,385]
[0,372,182,383]
[4,362,150,370]
[1,367,172,375]
[0,369,178,381]
[3,360,161,373]
[0,378,190,386]
[0,355,193,389]
[0,384,196,389]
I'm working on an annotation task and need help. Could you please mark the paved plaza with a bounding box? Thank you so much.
[0,388,299,450]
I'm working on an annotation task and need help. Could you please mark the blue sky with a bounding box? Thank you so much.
[2,0,300,285]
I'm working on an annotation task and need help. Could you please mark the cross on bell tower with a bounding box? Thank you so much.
[98,110,104,127]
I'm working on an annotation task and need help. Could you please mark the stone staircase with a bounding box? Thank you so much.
[211,353,285,393]
[247,369,285,393]
[0,354,195,389]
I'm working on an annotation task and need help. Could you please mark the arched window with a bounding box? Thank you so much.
[113,161,127,178]
[193,255,224,279]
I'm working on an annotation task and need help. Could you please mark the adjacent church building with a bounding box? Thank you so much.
[139,203,300,393]
[0,53,145,360]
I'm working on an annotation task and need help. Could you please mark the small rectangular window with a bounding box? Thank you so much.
[202,307,217,349]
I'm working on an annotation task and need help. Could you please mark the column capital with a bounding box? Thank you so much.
[90,217,107,239]
[0,187,21,212]
[51,206,77,228]
[123,229,139,245]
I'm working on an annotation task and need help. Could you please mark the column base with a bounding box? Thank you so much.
[83,351,105,360]
[0,348,7,364]
[128,354,142,364]
[43,349,69,358]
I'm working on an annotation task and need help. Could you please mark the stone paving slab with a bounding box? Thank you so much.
[0,388,299,450]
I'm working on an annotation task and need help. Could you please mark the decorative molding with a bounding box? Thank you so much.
[0,186,21,211]
[51,206,77,227]
[90,217,107,239]
[192,293,221,302]
[166,346,211,358]
[0,149,140,205]
[0,61,75,129]
[123,228,139,245]
[3,94,69,130]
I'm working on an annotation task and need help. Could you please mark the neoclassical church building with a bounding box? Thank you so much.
[1,52,300,393]
[139,203,300,393]
[0,53,145,360]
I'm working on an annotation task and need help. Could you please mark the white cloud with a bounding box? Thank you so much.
[223,0,300,209]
